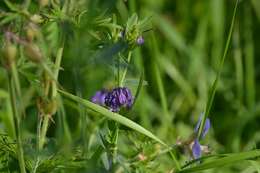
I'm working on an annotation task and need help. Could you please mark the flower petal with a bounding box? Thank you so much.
[192,139,201,159]
[91,90,107,106]
[202,118,210,138]
[194,113,211,139]
[194,114,203,133]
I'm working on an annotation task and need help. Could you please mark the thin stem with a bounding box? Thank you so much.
[39,115,49,149]
[119,51,132,87]
[37,113,42,150]
[8,73,26,173]
[10,63,22,102]
[38,45,64,150]
[32,116,41,173]
[52,46,64,98]
[10,60,26,117]
[111,122,119,164]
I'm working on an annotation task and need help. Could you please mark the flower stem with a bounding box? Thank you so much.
[39,115,49,149]
[38,45,64,150]
[8,72,26,173]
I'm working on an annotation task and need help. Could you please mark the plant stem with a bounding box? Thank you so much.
[119,51,132,87]
[52,46,64,98]
[39,115,49,149]
[8,73,26,173]
[10,63,22,102]
[10,59,27,118]
[38,45,64,150]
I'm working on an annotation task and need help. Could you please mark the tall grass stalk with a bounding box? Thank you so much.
[8,67,26,173]
[198,0,239,138]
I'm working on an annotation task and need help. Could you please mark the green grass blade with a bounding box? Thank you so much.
[198,0,239,138]
[233,25,244,105]
[244,5,255,111]
[132,70,144,107]
[159,56,196,104]
[58,89,167,146]
[178,150,260,173]
[154,15,188,53]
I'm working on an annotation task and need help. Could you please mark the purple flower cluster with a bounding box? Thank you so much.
[91,87,134,112]
[191,114,211,159]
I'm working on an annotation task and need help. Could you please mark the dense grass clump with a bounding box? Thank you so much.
[0,0,260,172]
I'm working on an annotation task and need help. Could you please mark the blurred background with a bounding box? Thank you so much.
[1,0,260,172]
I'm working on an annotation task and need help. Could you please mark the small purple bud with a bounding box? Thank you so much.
[136,36,144,45]
[192,139,201,159]
[91,90,107,106]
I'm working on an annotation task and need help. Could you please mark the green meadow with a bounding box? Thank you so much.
[0,0,260,172]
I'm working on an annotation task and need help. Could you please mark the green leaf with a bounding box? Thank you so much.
[0,14,19,26]
[58,89,167,146]
[126,13,138,31]
[138,16,152,29]
[4,0,19,11]
[178,150,260,173]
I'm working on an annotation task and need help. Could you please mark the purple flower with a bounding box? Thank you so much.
[194,114,211,139]
[104,89,121,112]
[192,139,201,159]
[136,36,144,45]
[191,114,211,159]
[104,87,134,112]
[91,90,107,106]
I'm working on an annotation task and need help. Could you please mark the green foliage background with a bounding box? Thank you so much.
[0,0,260,172]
